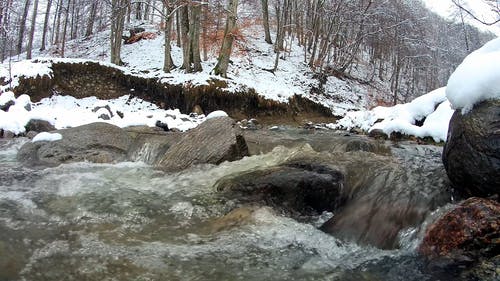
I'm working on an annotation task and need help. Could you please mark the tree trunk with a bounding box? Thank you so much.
[213,0,238,78]
[26,0,39,59]
[163,0,174,72]
[190,3,202,72]
[85,1,97,37]
[60,0,71,57]
[40,0,53,51]
[179,5,191,72]
[110,0,127,65]
[261,0,272,44]
[202,3,208,61]
[53,0,63,44]
[17,0,32,55]
[175,9,181,47]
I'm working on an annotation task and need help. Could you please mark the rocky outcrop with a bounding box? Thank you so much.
[156,117,249,172]
[419,197,500,280]
[216,146,450,249]
[17,123,132,166]
[443,99,500,197]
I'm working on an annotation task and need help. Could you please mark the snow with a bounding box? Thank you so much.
[32,132,62,142]
[0,93,205,135]
[446,37,500,114]
[0,91,15,106]
[331,88,455,142]
[206,110,229,119]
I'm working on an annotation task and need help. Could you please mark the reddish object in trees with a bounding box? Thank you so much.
[124,32,157,44]
[418,197,500,258]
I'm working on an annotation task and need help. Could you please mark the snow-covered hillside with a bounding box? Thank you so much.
[422,0,500,35]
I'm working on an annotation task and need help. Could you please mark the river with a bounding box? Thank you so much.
[0,129,457,281]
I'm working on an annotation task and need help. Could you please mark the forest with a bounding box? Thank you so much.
[0,0,496,104]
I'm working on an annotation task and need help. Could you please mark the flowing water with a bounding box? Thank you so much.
[0,132,455,281]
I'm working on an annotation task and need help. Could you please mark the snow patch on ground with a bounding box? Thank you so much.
[446,37,500,114]
[0,93,205,135]
[206,110,229,119]
[32,132,62,142]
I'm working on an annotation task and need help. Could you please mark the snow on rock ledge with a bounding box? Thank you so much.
[331,87,454,142]
[446,37,500,114]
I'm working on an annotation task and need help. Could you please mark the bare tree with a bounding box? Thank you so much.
[26,0,39,59]
[40,0,53,51]
[213,0,239,77]
[260,0,272,44]
[110,0,128,65]
[17,0,32,55]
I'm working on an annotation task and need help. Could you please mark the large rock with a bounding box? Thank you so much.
[17,122,132,166]
[156,117,248,172]
[443,99,500,197]
[419,197,500,258]
[25,119,56,133]
[215,161,345,216]
[418,197,500,280]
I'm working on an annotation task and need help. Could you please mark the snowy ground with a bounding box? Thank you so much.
[0,91,205,135]
[2,21,376,116]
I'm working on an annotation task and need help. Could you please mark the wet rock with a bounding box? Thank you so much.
[92,105,114,118]
[25,119,56,133]
[0,100,14,111]
[208,206,263,233]
[216,161,345,216]
[17,122,132,166]
[125,126,182,164]
[443,99,500,197]
[345,139,377,153]
[419,197,500,280]
[155,120,169,131]
[25,131,38,139]
[368,129,388,139]
[156,117,249,172]
[0,130,15,139]
[419,197,500,258]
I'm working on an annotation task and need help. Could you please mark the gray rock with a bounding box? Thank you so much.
[215,161,345,216]
[442,99,500,197]
[125,125,182,164]
[25,119,56,133]
[156,117,249,172]
[0,130,15,139]
[0,100,14,111]
[368,129,388,139]
[17,122,132,167]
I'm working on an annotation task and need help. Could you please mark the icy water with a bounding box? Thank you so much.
[0,134,453,281]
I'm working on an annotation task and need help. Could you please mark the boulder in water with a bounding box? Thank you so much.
[418,197,500,279]
[17,122,132,166]
[419,197,500,258]
[442,99,500,197]
[216,161,345,216]
[156,117,248,172]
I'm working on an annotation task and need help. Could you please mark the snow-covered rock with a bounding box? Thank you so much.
[446,37,500,114]
[206,110,229,119]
